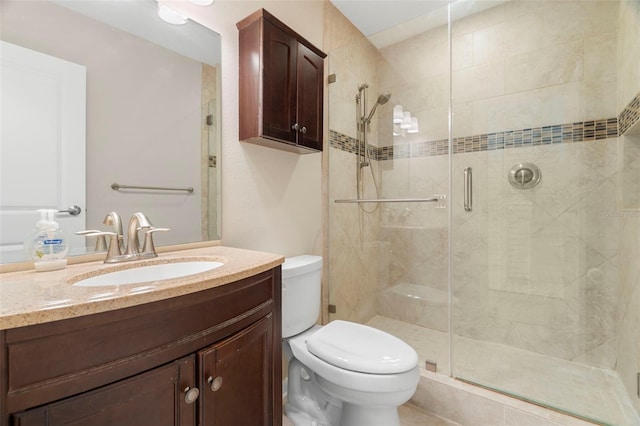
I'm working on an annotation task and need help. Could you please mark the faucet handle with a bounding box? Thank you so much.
[80,231,123,263]
[75,230,102,235]
[141,227,170,258]
[75,230,108,252]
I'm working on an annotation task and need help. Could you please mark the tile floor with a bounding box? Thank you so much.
[367,315,639,426]
[283,403,458,426]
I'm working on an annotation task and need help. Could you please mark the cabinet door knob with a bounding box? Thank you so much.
[183,386,200,404]
[300,126,307,134]
[207,376,223,391]
[291,123,300,131]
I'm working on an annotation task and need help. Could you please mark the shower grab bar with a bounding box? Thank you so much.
[464,167,472,212]
[335,196,444,203]
[111,183,194,194]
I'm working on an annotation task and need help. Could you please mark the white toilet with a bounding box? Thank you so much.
[282,255,420,426]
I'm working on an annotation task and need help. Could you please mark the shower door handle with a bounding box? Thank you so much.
[464,167,472,212]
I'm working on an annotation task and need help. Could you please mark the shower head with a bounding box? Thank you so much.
[377,93,391,105]
[363,93,391,124]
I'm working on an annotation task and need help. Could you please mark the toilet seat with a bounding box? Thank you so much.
[287,325,420,395]
[306,320,418,374]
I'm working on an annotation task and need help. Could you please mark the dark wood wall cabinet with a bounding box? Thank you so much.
[237,9,326,154]
[0,268,282,426]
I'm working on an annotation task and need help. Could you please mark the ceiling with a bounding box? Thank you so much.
[51,0,221,65]
[330,0,507,48]
[330,0,450,37]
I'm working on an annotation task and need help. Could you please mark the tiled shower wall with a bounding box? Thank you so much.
[616,0,640,415]
[375,0,624,369]
[325,1,383,325]
[326,0,639,413]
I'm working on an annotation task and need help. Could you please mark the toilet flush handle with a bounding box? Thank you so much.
[208,376,223,391]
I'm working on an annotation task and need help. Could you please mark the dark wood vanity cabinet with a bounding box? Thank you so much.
[0,268,282,426]
[199,316,272,425]
[11,356,198,426]
[237,9,326,154]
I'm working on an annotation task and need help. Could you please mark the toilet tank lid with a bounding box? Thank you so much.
[282,255,322,278]
[306,320,418,374]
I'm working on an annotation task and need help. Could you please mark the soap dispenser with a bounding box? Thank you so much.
[25,209,69,272]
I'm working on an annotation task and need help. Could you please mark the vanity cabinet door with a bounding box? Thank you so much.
[11,356,197,426]
[262,19,298,144]
[198,316,274,426]
[296,42,324,151]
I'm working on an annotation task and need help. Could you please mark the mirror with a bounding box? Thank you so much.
[0,0,221,264]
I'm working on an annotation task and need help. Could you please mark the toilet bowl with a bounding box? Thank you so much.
[282,255,420,426]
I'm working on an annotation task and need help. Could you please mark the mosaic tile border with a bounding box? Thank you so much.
[619,92,640,135]
[330,117,619,160]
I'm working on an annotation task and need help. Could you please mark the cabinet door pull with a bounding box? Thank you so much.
[291,123,300,131]
[207,376,223,391]
[300,126,307,134]
[183,386,200,404]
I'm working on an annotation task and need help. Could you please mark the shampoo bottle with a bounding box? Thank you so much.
[25,209,69,272]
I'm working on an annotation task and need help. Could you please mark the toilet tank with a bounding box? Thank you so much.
[281,255,322,338]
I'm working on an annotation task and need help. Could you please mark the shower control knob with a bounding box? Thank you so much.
[300,126,307,134]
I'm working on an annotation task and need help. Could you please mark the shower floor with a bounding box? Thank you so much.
[367,315,639,426]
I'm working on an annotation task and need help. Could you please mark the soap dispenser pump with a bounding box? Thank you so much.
[25,209,69,272]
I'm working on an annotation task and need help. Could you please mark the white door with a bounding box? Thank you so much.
[0,41,86,262]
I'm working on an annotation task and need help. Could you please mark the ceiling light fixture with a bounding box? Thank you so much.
[393,105,404,124]
[393,104,420,137]
[407,117,420,133]
[400,111,413,129]
[157,4,188,25]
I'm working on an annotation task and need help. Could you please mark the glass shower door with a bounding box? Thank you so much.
[449,1,637,424]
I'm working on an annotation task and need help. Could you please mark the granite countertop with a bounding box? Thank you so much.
[0,246,284,331]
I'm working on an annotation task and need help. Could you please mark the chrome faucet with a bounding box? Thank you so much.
[76,212,169,263]
[124,212,153,257]
[103,211,124,253]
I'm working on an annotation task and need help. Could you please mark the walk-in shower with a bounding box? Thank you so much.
[327,0,640,425]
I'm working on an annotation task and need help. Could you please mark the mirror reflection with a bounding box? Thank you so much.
[0,0,222,264]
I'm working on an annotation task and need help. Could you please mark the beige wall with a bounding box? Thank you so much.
[168,0,324,258]
[617,0,640,111]
[379,0,619,146]
[325,1,382,324]
[616,0,640,414]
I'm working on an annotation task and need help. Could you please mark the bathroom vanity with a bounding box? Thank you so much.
[0,246,283,426]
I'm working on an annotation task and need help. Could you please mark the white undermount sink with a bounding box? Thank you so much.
[72,261,224,287]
